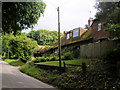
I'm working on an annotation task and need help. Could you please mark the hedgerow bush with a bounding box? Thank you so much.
[103,46,120,74]
[2,33,38,62]
[62,51,74,60]
[33,54,59,63]
[33,47,41,57]
[5,59,25,66]
[61,46,80,59]
[33,56,46,63]
[44,54,59,61]
[103,48,120,64]
[45,57,49,61]
[62,47,74,53]
[73,49,80,58]
[49,56,59,61]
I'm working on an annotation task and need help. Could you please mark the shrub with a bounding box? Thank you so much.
[52,70,59,74]
[9,60,25,66]
[33,47,41,57]
[49,53,55,57]
[62,51,74,60]
[62,47,74,53]
[56,56,59,61]
[2,56,6,60]
[47,54,59,61]
[4,59,24,66]
[2,33,38,62]
[62,46,80,59]
[73,49,80,58]
[61,56,65,60]
[103,48,120,64]
[45,57,50,61]
[82,62,86,74]
[33,56,46,63]
[103,47,120,74]
[49,56,59,61]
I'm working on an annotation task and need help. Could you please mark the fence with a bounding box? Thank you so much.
[80,39,118,58]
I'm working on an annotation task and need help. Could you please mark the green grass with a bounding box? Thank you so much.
[19,60,120,89]
[19,62,40,77]
[4,59,24,66]
[36,58,90,67]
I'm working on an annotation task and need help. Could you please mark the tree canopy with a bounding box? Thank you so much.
[27,29,64,45]
[2,1,46,35]
[2,33,38,62]
[95,2,120,38]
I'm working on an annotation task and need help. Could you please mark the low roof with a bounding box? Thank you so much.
[53,27,92,48]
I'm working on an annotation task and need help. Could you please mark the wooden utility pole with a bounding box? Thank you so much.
[57,7,61,74]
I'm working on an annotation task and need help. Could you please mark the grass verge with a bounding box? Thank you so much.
[36,58,90,67]
[4,59,24,66]
[19,60,120,89]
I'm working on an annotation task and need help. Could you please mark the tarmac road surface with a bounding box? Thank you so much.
[0,60,57,89]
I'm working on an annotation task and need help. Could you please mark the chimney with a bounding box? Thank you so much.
[88,18,93,27]
[64,30,68,34]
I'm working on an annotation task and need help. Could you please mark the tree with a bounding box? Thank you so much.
[95,2,120,73]
[95,2,120,38]
[2,33,14,59]
[27,29,64,45]
[2,1,46,35]
[2,33,38,62]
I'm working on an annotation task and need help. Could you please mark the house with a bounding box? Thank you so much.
[53,18,109,50]
[49,18,117,58]
[80,18,109,41]
[52,27,87,54]
[90,19,109,42]
[79,19,118,58]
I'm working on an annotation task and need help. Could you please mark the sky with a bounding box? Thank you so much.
[22,0,97,33]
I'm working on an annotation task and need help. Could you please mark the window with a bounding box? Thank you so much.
[73,28,79,38]
[66,33,70,39]
[98,23,101,31]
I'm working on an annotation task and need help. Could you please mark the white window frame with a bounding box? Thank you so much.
[73,28,79,38]
[66,33,70,39]
[98,23,101,31]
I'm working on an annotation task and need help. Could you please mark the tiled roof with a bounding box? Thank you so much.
[53,18,109,49]
[80,27,92,40]
[53,27,91,48]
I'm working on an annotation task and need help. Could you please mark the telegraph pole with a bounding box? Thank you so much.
[57,7,61,74]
